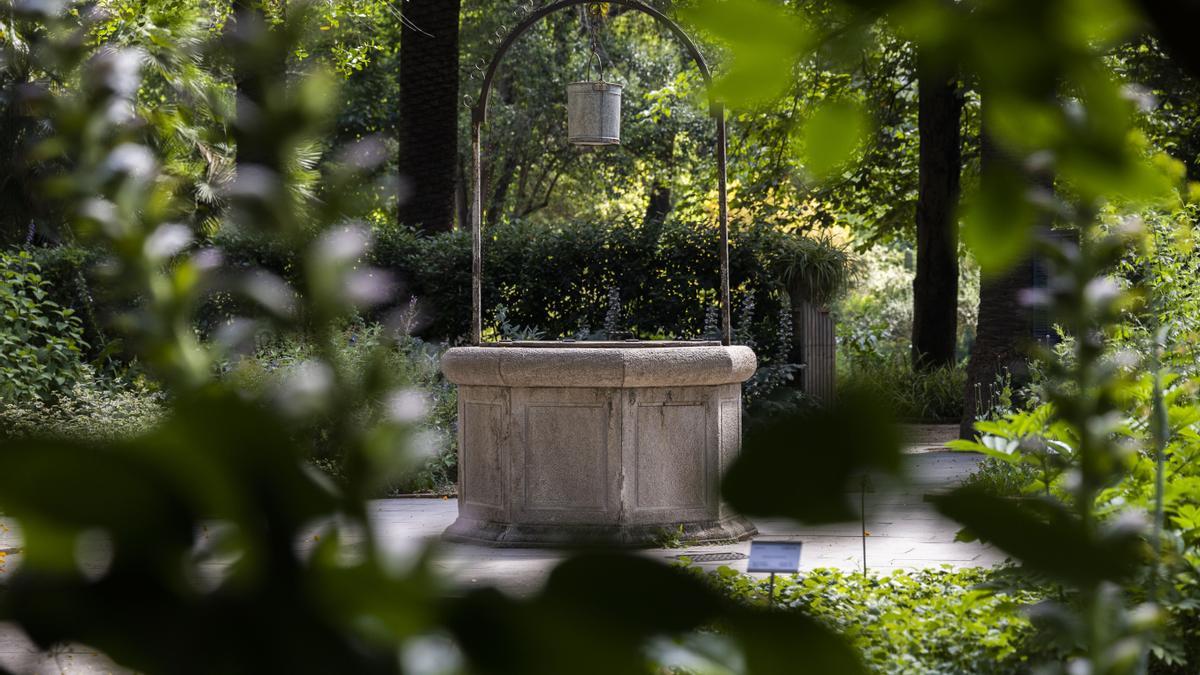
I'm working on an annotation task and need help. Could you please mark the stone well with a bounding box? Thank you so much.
[441,341,758,547]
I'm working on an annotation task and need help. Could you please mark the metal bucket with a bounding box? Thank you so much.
[566,81,622,146]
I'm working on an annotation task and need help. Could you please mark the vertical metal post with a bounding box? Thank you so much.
[861,473,868,573]
[715,103,732,346]
[471,113,483,346]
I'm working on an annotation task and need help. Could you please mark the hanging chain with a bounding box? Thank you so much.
[584,3,609,82]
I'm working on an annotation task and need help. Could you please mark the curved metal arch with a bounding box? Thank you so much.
[469,0,732,346]
[471,0,714,125]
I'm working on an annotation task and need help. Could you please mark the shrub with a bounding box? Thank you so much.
[214,219,853,356]
[22,245,109,355]
[0,366,163,440]
[835,243,980,362]
[220,322,458,495]
[0,249,88,402]
[961,456,1041,498]
[951,375,1200,671]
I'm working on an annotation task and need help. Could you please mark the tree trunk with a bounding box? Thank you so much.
[397,0,461,233]
[960,132,1039,439]
[229,0,281,174]
[643,182,671,225]
[485,153,516,228]
[912,46,962,370]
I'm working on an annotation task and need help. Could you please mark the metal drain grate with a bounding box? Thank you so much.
[669,552,748,563]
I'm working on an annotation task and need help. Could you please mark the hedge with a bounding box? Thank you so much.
[19,219,814,358]
[215,219,800,353]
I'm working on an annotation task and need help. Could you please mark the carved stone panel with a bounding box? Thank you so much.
[524,404,608,512]
[635,402,707,510]
[461,399,505,511]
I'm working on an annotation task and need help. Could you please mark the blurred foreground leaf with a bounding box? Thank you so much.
[445,553,865,675]
[682,0,810,106]
[933,488,1147,587]
[0,390,438,674]
[725,608,867,675]
[960,160,1038,276]
[723,388,903,523]
[799,100,869,179]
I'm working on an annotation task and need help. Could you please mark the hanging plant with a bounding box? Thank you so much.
[775,234,860,308]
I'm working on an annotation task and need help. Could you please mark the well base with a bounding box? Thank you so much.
[443,514,757,548]
[440,344,759,550]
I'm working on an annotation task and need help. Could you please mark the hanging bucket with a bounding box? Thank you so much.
[566,81,622,146]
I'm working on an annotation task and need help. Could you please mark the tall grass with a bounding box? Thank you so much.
[840,353,966,423]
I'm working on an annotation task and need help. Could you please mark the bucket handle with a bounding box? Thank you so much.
[585,49,607,83]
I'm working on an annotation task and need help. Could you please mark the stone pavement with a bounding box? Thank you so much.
[0,426,1002,672]
[376,444,1003,595]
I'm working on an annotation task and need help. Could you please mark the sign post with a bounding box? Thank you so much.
[747,541,802,606]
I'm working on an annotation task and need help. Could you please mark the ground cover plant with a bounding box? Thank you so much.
[693,565,1050,674]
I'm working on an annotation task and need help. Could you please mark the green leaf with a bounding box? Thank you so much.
[960,165,1036,276]
[722,387,903,523]
[446,554,723,675]
[933,488,1147,585]
[800,100,869,179]
[683,0,811,106]
[727,607,868,675]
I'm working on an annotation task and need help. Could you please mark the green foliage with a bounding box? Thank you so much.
[832,244,975,422]
[451,553,866,675]
[0,365,162,441]
[836,242,979,361]
[697,566,1049,675]
[961,456,1042,499]
[687,0,1181,273]
[683,0,811,106]
[942,225,1173,673]
[220,218,853,353]
[776,232,858,307]
[21,244,110,355]
[744,302,810,420]
[799,100,870,179]
[221,324,459,495]
[955,365,1200,670]
[0,8,449,672]
[950,205,1200,671]
[949,403,1071,496]
[10,0,1200,673]
[0,6,889,673]
[724,387,904,523]
[0,248,87,402]
[841,354,966,423]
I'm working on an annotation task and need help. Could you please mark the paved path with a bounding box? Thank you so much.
[0,426,1000,672]
[376,447,1002,595]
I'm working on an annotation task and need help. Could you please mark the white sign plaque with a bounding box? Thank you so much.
[747,540,802,573]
